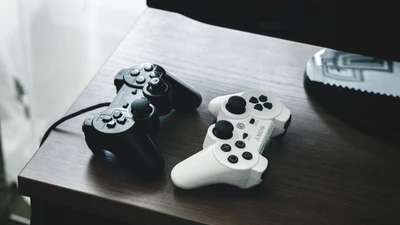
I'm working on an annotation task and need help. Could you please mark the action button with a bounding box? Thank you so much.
[136,76,146,84]
[254,104,263,111]
[129,69,140,76]
[220,144,231,152]
[122,103,129,108]
[259,95,268,102]
[149,71,162,78]
[213,120,234,139]
[249,118,255,124]
[117,117,127,125]
[242,152,253,160]
[228,155,238,164]
[113,111,122,119]
[102,115,112,122]
[243,133,248,139]
[226,96,246,114]
[144,64,153,71]
[131,89,137,95]
[106,120,116,128]
[249,97,258,104]
[263,102,273,109]
[235,140,246,149]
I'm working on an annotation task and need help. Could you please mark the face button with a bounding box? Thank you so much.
[235,140,246,149]
[249,96,259,104]
[212,120,234,139]
[130,69,140,76]
[259,95,268,102]
[228,155,238,164]
[106,120,116,128]
[249,118,255,124]
[102,115,112,123]
[242,152,253,160]
[243,133,248,139]
[131,98,152,118]
[113,111,122,119]
[149,71,162,78]
[263,102,273,109]
[226,96,246,114]
[131,89,137,95]
[236,123,245,129]
[122,103,129,108]
[220,144,232,152]
[254,104,263,111]
[136,76,146,84]
[117,117,127,125]
[144,64,153,71]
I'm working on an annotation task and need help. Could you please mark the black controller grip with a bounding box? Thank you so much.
[116,130,164,176]
[165,72,202,111]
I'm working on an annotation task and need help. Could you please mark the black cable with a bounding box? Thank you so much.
[40,102,111,147]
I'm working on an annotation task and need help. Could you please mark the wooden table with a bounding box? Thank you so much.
[18,8,400,225]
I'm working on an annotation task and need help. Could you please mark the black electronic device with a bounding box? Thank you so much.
[82,63,202,176]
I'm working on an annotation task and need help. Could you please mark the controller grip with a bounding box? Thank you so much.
[171,146,230,189]
[165,72,202,111]
[116,130,165,176]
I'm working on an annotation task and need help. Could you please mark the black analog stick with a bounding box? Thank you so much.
[226,96,246,114]
[147,78,167,94]
[131,98,153,117]
[213,120,234,139]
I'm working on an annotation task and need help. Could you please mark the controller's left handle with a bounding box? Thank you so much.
[82,114,105,157]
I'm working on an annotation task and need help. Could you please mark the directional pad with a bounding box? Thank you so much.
[254,104,263,111]
[248,95,274,111]
[259,95,268,102]
[249,97,258,104]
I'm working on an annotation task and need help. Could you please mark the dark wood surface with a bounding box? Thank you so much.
[18,8,400,225]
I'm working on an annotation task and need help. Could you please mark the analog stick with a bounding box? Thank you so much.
[226,96,246,114]
[147,78,167,94]
[213,120,234,139]
[131,98,153,118]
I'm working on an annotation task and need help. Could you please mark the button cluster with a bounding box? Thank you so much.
[248,95,273,111]
[220,139,252,164]
[127,64,163,87]
[102,110,127,129]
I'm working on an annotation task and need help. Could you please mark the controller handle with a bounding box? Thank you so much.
[171,145,231,189]
[115,130,165,176]
[165,72,202,111]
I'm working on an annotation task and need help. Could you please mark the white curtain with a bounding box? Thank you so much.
[0,0,146,186]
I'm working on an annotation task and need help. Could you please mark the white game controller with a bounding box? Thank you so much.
[171,90,291,189]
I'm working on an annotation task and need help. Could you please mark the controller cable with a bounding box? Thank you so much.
[40,102,111,147]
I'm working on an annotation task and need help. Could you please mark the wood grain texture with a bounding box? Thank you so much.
[19,8,400,225]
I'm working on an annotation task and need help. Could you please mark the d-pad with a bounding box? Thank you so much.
[248,95,273,111]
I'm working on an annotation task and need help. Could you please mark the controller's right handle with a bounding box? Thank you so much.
[272,106,291,138]
[116,130,165,177]
[165,72,202,111]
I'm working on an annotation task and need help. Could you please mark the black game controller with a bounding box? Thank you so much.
[82,63,202,176]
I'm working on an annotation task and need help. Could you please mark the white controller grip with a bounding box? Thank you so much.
[271,106,291,137]
[171,146,231,189]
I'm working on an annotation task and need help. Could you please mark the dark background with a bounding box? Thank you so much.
[148,0,400,62]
